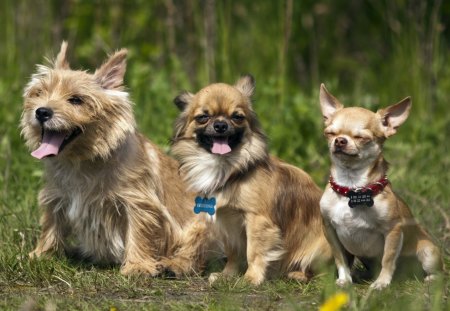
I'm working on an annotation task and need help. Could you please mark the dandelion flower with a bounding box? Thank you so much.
[319,292,349,311]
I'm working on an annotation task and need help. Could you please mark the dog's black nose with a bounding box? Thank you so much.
[213,120,228,133]
[335,137,348,147]
[35,107,53,123]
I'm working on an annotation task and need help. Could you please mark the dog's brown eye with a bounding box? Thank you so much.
[32,89,42,97]
[231,113,245,123]
[68,96,83,105]
[195,114,210,124]
[324,131,336,137]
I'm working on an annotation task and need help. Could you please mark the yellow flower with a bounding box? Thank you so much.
[319,292,349,311]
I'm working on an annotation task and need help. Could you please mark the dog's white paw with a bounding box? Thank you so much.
[424,274,438,282]
[335,267,352,287]
[208,272,223,284]
[336,278,352,287]
[28,248,52,259]
[370,278,390,290]
[28,250,41,259]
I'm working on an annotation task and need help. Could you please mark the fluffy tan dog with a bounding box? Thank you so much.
[21,42,200,275]
[319,84,443,289]
[170,75,332,285]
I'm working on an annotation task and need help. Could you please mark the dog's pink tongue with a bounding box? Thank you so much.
[211,137,231,155]
[31,131,66,159]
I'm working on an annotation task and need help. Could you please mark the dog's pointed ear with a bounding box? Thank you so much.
[54,41,70,69]
[377,97,411,137]
[94,49,128,90]
[234,74,255,98]
[174,91,194,111]
[172,92,193,139]
[320,84,343,122]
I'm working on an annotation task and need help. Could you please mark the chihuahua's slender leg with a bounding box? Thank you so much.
[209,230,245,284]
[209,210,246,284]
[222,238,246,276]
[371,225,403,289]
[208,244,241,284]
[416,236,443,281]
[243,214,284,285]
[323,219,353,286]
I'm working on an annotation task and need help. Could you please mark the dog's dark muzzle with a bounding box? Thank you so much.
[196,125,245,153]
[213,120,228,134]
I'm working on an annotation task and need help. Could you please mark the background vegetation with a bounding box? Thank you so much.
[0,0,448,310]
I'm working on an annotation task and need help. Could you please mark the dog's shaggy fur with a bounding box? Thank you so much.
[21,42,203,275]
[169,75,332,285]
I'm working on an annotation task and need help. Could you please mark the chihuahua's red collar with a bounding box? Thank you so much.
[329,175,389,197]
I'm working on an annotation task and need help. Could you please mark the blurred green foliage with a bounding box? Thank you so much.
[1,0,449,160]
[0,0,449,235]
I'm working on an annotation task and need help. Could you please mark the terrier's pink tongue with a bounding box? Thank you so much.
[31,131,66,159]
[211,137,231,155]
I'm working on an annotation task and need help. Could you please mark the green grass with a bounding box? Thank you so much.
[1,1,449,310]
[0,256,448,310]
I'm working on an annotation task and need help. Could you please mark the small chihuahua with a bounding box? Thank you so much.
[169,76,331,285]
[319,84,442,289]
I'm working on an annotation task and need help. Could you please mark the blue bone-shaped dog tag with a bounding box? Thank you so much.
[193,196,216,215]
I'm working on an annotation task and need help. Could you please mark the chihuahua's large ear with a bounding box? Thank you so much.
[235,74,255,98]
[174,91,194,111]
[377,97,411,137]
[94,49,128,90]
[320,84,343,122]
[54,41,70,69]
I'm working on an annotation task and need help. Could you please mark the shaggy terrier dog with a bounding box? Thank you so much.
[21,42,203,275]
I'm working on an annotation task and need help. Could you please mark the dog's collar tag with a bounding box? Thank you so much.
[193,196,216,215]
[329,175,389,208]
[347,190,374,208]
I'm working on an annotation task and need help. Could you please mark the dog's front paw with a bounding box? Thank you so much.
[29,248,49,259]
[243,270,265,286]
[29,250,42,259]
[287,271,310,283]
[208,265,240,285]
[370,278,391,290]
[120,261,162,277]
[336,278,352,287]
[208,272,224,284]
[424,274,438,282]
[159,257,196,278]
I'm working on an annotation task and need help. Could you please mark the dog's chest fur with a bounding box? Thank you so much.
[67,187,125,263]
[214,197,247,256]
[320,189,389,258]
[45,161,127,263]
